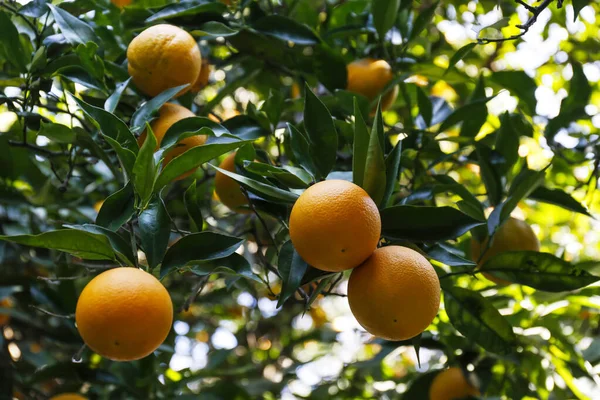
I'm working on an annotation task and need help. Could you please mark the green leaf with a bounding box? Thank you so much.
[402,371,441,399]
[277,241,309,307]
[184,180,204,232]
[138,196,170,270]
[155,139,249,190]
[104,78,131,113]
[130,84,190,134]
[211,165,299,203]
[74,128,120,180]
[416,87,433,127]
[362,103,387,205]
[0,230,115,261]
[490,70,537,116]
[476,144,503,206]
[102,136,137,178]
[96,182,135,231]
[352,98,370,188]
[460,76,488,138]
[244,162,311,189]
[561,62,591,114]
[488,167,545,235]
[38,122,76,144]
[47,4,101,52]
[371,0,401,38]
[0,12,29,72]
[262,90,284,128]
[410,1,439,41]
[66,224,135,266]
[303,84,338,178]
[288,123,318,178]
[529,186,591,216]
[445,42,477,75]
[189,253,259,283]
[223,115,270,141]
[71,95,138,153]
[194,21,239,38]
[253,15,321,45]
[427,244,476,268]
[438,96,493,134]
[494,112,520,174]
[19,0,48,18]
[132,124,157,205]
[573,0,590,21]
[443,285,516,354]
[161,232,244,278]
[381,139,403,207]
[146,1,227,23]
[75,42,104,81]
[161,117,230,149]
[480,251,600,292]
[381,205,485,241]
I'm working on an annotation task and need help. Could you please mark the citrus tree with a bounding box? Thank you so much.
[1,0,600,399]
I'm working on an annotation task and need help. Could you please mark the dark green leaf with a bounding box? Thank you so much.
[162,117,230,149]
[480,251,600,292]
[573,0,590,21]
[381,205,485,241]
[104,78,131,113]
[96,182,135,231]
[460,76,487,138]
[71,95,138,153]
[288,124,318,178]
[211,165,299,203]
[561,62,591,114]
[490,70,537,115]
[438,96,493,134]
[427,244,476,268]
[372,0,401,38]
[0,12,29,72]
[18,0,48,18]
[155,139,249,190]
[476,144,503,206]
[47,4,101,51]
[102,136,137,178]
[132,124,157,205]
[529,186,590,216]
[352,98,370,188]
[445,42,477,75]
[161,232,244,278]
[194,21,239,37]
[0,230,115,261]
[262,90,284,128]
[443,285,516,354]
[244,162,311,189]
[304,84,338,178]
[381,139,403,207]
[253,15,320,45]
[222,115,269,141]
[65,224,135,266]
[38,122,76,144]
[146,1,227,22]
[190,253,259,282]
[402,371,441,399]
[130,84,189,134]
[410,1,439,41]
[494,112,520,174]
[362,103,387,205]
[277,241,309,307]
[138,196,171,270]
[184,180,204,232]
[416,87,433,127]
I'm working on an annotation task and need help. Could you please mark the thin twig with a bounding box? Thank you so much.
[8,141,69,158]
[29,305,74,319]
[179,275,210,313]
[241,187,279,253]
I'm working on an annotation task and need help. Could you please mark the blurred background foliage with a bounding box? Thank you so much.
[0,0,600,399]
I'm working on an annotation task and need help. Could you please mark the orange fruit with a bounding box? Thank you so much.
[471,217,540,285]
[348,246,440,340]
[49,394,87,400]
[111,0,132,7]
[347,59,399,114]
[75,268,173,361]
[127,24,201,97]
[137,103,207,180]
[291,82,301,99]
[429,367,480,400]
[214,153,250,213]
[289,180,380,272]
[190,59,211,93]
[0,297,13,325]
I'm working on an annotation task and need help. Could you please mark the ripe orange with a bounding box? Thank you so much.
[49,394,87,400]
[111,0,132,7]
[75,268,173,361]
[289,180,381,272]
[348,246,440,341]
[137,103,207,180]
[0,297,13,325]
[214,153,250,213]
[429,367,480,400]
[190,59,211,93]
[347,59,399,113]
[127,24,201,97]
[471,217,540,285]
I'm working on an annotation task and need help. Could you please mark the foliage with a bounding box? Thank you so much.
[0,0,600,399]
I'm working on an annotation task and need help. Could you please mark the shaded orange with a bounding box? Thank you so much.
[429,367,480,400]
[347,59,399,114]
